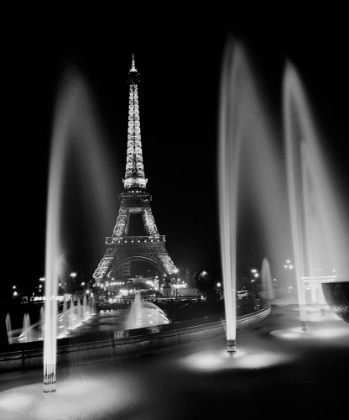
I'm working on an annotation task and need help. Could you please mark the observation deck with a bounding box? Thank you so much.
[105,235,166,245]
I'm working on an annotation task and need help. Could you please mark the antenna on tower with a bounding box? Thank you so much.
[130,54,137,72]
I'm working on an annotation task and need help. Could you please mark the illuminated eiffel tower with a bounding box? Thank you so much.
[93,56,177,285]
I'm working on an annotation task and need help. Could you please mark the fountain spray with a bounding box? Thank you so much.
[42,67,118,392]
[218,38,241,353]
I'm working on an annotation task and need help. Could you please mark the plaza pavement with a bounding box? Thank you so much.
[0,303,348,419]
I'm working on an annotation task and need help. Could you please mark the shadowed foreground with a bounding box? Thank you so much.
[0,304,347,419]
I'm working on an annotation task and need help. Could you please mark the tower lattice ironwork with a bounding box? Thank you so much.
[93,56,177,285]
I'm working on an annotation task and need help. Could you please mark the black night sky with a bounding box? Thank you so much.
[4,5,348,297]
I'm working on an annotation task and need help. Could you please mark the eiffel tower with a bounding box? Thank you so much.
[93,56,177,285]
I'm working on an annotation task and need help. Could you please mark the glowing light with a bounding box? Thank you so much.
[0,376,142,420]
[0,393,33,411]
[271,325,349,340]
[311,327,349,339]
[180,349,289,372]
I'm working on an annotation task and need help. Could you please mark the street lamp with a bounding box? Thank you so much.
[284,260,294,291]
[216,282,222,298]
[69,272,77,294]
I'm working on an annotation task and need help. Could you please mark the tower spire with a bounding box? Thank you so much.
[123,55,147,190]
[130,54,136,72]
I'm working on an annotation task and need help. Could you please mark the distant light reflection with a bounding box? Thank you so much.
[291,306,329,313]
[180,349,289,371]
[0,393,33,411]
[271,326,349,340]
[0,377,137,420]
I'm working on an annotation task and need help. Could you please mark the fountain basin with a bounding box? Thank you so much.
[0,300,271,372]
[321,281,349,323]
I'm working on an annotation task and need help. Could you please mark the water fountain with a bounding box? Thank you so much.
[83,295,89,321]
[260,258,275,300]
[62,296,68,336]
[18,314,32,343]
[0,39,347,420]
[218,39,288,352]
[125,292,170,330]
[218,37,349,348]
[40,307,44,340]
[77,299,82,325]
[90,295,97,315]
[42,68,118,392]
[5,314,12,345]
[283,62,349,328]
[4,303,89,344]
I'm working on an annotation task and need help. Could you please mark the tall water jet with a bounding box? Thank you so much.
[283,62,349,330]
[26,314,32,342]
[20,313,31,343]
[125,292,169,329]
[218,40,239,352]
[43,67,119,392]
[90,295,96,315]
[260,258,275,300]
[40,306,44,340]
[218,39,287,352]
[83,295,88,321]
[44,101,66,391]
[62,296,68,335]
[5,313,12,344]
[126,293,141,329]
[77,299,82,324]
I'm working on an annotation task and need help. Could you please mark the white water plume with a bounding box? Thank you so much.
[283,62,349,327]
[218,39,286,348]
[260,258,275,299]
[125,292,169,330]
[44,67,118,391]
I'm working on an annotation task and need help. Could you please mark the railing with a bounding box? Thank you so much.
[105,235,166,245]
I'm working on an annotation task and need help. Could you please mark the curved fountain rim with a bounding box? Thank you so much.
[1,300,271,351]
[321,280,349,284]
[0,302,272,372]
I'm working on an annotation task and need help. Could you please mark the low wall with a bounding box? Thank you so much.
[0,303,270,372]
